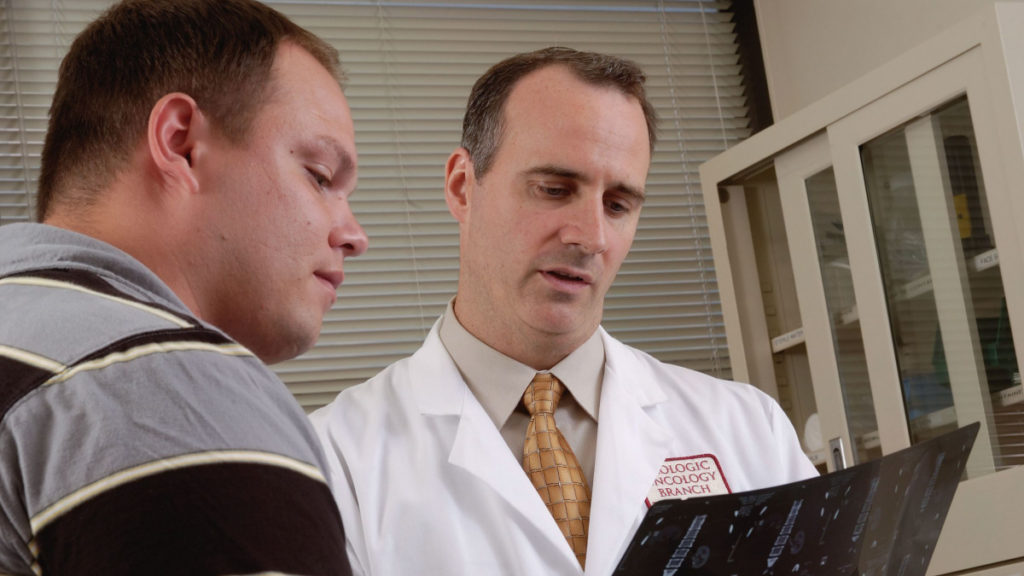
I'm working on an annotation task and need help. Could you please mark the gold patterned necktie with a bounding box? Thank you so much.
[522,372,591,568]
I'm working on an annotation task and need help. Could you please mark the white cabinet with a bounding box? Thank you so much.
[700,4,1024,574]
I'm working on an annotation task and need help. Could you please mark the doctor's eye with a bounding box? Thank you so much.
[605,191,642,216]
[606,199,629,214]
[539,185,570,198]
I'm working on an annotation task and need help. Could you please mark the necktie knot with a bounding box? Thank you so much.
[523,372,563,416]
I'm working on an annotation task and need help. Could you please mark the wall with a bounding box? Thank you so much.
[755,0,994,121]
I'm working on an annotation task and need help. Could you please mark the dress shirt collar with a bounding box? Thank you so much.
[438,299,604,429]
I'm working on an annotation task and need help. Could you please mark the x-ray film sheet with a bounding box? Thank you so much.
[615,422,980,576]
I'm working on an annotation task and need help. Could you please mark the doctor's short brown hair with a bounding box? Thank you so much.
[36,0,341,221]
[460,46,658,179]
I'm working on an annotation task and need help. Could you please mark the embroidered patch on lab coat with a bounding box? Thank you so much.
[645,454,731,507]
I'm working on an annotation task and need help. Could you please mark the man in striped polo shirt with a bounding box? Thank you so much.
[0,1,367,574]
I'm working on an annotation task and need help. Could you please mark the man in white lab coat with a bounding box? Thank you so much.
[311,47,818,576]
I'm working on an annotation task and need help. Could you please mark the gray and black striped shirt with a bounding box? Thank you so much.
[0,223,350,576]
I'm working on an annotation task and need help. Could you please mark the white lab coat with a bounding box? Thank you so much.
[311,321,817,576]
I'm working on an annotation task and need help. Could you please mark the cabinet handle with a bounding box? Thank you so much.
[829,436,848,470]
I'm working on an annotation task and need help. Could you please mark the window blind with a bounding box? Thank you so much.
[0,0,743,410]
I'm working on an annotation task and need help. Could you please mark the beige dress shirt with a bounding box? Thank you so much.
[438,300,604,486]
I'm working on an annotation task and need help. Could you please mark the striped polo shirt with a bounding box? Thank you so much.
[0,223,350,575]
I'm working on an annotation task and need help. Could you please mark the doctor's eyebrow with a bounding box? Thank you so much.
[524,164,646,204]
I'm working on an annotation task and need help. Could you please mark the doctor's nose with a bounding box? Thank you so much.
[559,199,608,255]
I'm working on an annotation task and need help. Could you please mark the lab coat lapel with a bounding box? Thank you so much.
[449,392,580,570]
[413,325,581,572]
[586,331,674,576]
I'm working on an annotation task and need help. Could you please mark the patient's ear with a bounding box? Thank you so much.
[445,147,474,223]
[147,92,203,195]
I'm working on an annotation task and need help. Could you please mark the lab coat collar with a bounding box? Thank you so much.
[449,387,584,573]
[409,319,468,416]
[410,321,675,575]
[411,320,583,572]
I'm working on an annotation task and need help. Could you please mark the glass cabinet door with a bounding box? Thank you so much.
[803,168,881,464]
[775,135,880,470]
[859,96,1018,477]
[828,47,1024,573]
[716,165,825,469]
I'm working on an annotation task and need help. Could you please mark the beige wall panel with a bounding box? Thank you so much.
[755,0,992,120]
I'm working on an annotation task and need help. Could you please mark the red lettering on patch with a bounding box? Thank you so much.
[646,454,730,507]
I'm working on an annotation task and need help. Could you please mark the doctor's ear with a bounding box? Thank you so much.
[445,147,474,223]
[147,92,204,195]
